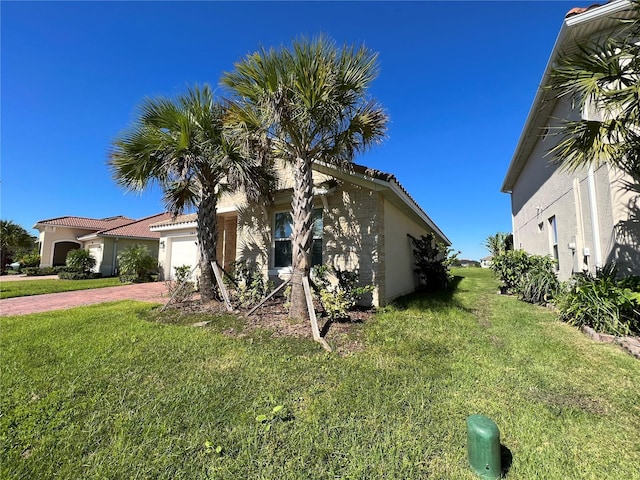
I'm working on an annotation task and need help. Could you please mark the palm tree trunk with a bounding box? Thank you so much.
[197,185,218,302]
[289,156,314,320]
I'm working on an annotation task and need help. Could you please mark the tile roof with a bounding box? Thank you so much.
[35,215,134,230]
[150,213,197,228]
[565,3,603,18]
[97,212,173,239]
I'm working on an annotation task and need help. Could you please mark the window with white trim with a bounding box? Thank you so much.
[273,209,323,268]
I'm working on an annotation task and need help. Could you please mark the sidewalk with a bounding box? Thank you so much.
[0,282,167,316]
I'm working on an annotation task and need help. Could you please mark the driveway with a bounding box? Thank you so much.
[0,282,167,316]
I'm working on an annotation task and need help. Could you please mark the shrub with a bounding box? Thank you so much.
[19,252,40,268]
[556,269,640,336]
[166,264,196,303]
[517,255,559,305]
[412,234,458,292]
[65,249,96,273]
[117,245,157,283]
[23,266,57,276]
[57,269,101,280]
[227,261,271,307]
[312,265,374,321]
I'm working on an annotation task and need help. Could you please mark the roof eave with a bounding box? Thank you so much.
[501,0,633,194]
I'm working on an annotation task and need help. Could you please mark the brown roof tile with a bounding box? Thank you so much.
[565,3,603,18]
[150,213,197,228]
[98,212,173,239]
[36,215,134,230]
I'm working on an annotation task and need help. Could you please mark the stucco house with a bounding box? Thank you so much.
[501,0,640,280]
[34,212,171,276]
[152,160,450,307]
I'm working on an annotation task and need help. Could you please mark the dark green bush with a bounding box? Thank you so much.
[517,255,559,305]
[23,266,57,276]
[412,233,457,292]
[557,270,640,336]
[312,264,374,320]
[226,260,270,307]
[57,267,101,280]
[19,252,40,268]
[65,249,96,273]
[117,245,157,283]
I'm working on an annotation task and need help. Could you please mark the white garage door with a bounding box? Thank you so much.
[169,237,198,280]
[88,246,103,274]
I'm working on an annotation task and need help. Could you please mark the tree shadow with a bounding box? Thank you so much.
[607,180,640,277]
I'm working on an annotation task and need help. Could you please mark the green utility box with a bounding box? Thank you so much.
[466,414,501,479]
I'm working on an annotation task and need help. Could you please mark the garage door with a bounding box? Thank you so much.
[88,246,103,274]
[169,237,198,280]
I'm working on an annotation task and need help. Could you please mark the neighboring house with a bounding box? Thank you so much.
[480,256,492,269]
[34,213,172,276]
[501,0,640,280]
[152,160,450,307]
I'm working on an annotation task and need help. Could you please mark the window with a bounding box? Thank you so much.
[549,216,559,270]
[274,209,323,268]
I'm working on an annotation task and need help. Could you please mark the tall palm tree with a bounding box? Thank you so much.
[548,2,640,183]
[110,84,273,301]
[221,36,388,320]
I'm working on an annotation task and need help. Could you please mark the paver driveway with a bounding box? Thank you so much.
[0,282,167,316]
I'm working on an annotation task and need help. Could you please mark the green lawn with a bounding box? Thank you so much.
[1,268,638,479]
[0,277,124,299]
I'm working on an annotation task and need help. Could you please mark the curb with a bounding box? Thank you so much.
[581,325,640,360]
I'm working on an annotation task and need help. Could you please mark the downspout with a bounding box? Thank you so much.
[587,166,603,269]
[112,238,118,276]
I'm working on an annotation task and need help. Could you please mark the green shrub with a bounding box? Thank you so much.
[117,245,157,283]
[227,261,271,307]
[312,265,374,321]
[556,267,640,336]
[23,266,57,276]
[57,270,101,280]
[65,249,96,273]
[19,252,40,268]
[411,233,457,292]
[517,256,559,305]
[166,264,196,302]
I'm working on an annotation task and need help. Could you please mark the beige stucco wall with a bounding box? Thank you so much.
[383,199,435,302]
[509,98,631,280]
[38,226,87,267]
[235,178,386,305]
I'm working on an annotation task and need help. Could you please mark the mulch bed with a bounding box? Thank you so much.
[160,295,374,355]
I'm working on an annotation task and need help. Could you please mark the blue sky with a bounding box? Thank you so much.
[2,1,578,261]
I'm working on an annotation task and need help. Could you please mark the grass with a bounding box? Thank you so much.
[0,277,124,299]
[1,268,638,479]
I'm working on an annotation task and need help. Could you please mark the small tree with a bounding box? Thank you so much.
[412,234,457,292]
[117,245,157,283]
[483,232,513,258]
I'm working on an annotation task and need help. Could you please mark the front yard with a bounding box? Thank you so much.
[0,277,123,299]
[1,268,638,479]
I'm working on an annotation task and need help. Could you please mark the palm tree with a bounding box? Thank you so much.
[221,36,388,320]
[548,2,640,183]
[110,84,273,301]
[483,232,513,258]
[0,220,36,273]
